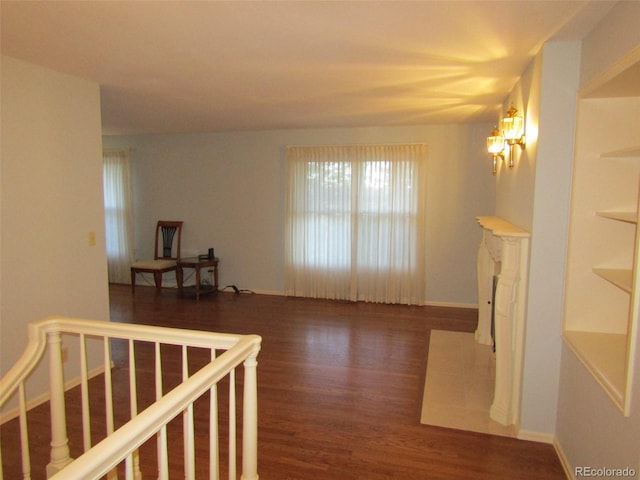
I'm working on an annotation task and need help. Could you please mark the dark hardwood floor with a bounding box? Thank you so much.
[1,285,567,479]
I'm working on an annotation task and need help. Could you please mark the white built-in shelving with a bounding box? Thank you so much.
[592,267,633,293]
[562,93,640,415]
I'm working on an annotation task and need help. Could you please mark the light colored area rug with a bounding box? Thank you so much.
[420,330,515,437]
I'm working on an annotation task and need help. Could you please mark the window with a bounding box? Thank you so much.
[285,144,427,304]
[103,149,134,284]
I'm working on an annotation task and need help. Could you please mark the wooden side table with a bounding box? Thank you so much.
[176,257,219,299]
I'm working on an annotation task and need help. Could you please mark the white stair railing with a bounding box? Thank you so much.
[0,316,261,480]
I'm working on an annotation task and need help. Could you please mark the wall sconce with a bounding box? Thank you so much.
[501,104,526,168]
[486,104,526,174]
[486,127,505,175]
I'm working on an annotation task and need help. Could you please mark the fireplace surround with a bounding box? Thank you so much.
[476,216,530,426]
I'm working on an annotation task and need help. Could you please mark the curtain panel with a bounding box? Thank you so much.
[103,149,134,284]
[285,144,427,305]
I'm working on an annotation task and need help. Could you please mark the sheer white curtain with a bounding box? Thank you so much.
[285,144,427,304]
[103,149,134,284]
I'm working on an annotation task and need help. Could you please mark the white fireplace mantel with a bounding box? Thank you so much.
[476,216,530,427]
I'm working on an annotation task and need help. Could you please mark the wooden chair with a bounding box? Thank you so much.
[131,221,183,294]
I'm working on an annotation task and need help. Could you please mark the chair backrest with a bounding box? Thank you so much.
[153,221,183,260]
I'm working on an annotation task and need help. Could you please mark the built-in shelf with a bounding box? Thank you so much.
[596,210,638,224]
[593,267,633,293]
[564,331,627,407]
[562,97,639,416]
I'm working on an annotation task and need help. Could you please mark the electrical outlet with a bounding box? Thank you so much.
[61,347,69,363]
[88,231,96,246]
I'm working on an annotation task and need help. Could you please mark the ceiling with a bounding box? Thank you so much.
[0,1,615,135]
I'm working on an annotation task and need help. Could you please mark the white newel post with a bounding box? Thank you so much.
[476,216,530,427]
[241,350,259,480]
[46,332,73,478]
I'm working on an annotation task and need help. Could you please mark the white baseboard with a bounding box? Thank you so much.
[217,289,479,309]
[517,429,555,444]
[424,300,478,309]
[553,437,576,480]
[518,431,575,479]
[0,363,110,425]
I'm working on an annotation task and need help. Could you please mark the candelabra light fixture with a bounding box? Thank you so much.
[486,127,505,175]
[502,104,526,151]
[486,104,526,174]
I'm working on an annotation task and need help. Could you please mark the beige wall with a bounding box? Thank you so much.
[580,0,640,91]
[0,56,109,403]
[493,55,537,232]
[104,123,495,307]
[523,41,582,439]
[492,40,582,441]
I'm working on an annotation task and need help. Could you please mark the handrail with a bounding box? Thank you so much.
[0,316,262,480]
[48,335,260,480]
[0,319,49,408]
[0,316,249,407]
